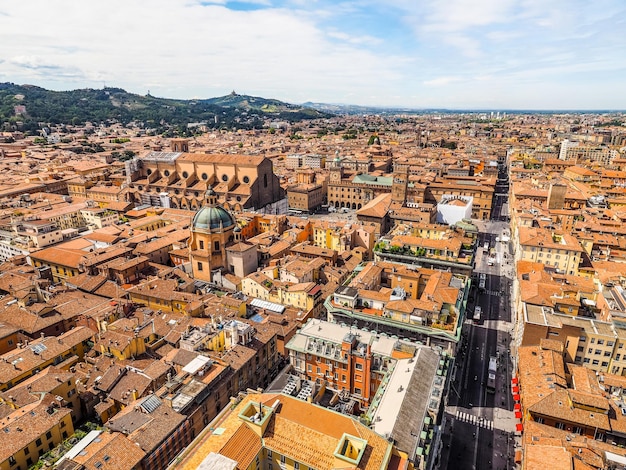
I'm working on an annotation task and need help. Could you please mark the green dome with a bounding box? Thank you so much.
[192,205,236,231]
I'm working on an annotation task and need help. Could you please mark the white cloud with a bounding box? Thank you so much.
[421,0,516,33]
[423,76,463,86]
[0,0,624,108]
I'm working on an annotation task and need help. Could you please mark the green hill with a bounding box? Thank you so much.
[0,83,330,132]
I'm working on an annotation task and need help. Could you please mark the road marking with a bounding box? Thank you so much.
[455,410,494,430]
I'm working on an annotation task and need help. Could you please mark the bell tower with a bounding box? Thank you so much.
[391,168,409,204]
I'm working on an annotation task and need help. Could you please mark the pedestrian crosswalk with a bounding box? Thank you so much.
[455,410,494,430]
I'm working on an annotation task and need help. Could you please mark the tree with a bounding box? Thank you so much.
[367,134,380,145]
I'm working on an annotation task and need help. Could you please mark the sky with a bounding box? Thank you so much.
[1,0,625,110]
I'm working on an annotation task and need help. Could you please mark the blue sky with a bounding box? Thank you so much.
[1,0,625,109]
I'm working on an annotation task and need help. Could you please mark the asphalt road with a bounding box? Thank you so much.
[443,216,516,467]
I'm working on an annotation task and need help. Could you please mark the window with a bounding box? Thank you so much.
[268,450,273,458]
[602,361,609,367]
[36,438,42,447]
[164,170,170,176]
[588,348,593,354]
[264,174,268,187]
[598,339,605,345]
[577,346,584,352]
[243,176,250,184]
[592,360,599,365]
[604,351,611,357]
[46,431,52,440]
[294,463,300,470]
[197,262,203,271]
[201,173,208,180]
[573,426,582,434]
[182,171,189,178]
[555,422,565,430]
[214,241,220,251]
[608,341,615,347]
[584,358,590,363]
[24,447,29,455]
[199,240,204,249]
[8,456,16,466]
[595,350,602,355]
[316,367,321,374]
[280,455,286,464]
[617,354,621,361]
[342,374,347,382]
[591,338,596,344]
[354,387,362,395]
[355,363,363,370]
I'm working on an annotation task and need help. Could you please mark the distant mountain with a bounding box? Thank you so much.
[0,83,331,132]
[301,101,426,115]
[205,91,319,116]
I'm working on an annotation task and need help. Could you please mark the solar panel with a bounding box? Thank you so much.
[30,344,47,355]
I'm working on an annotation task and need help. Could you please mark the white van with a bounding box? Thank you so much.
[473,306,482,322]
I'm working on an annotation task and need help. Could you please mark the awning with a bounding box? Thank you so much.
[515,411,522,419]
[512,386,520,394]
[513,394,520,401]
[516,423,524,432]
[515,450,522,463]
[512,377,519,385]
[514,403,521,411]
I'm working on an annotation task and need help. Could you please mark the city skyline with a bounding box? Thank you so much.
[1,0,625,110]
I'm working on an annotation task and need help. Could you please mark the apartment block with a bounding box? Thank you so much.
[518,227,583,275]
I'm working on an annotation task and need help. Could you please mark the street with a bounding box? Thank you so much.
[440,160,518,470]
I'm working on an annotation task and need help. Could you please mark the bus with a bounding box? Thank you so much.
[478,273,486,291]
[487,356,497,393]
[473,305,482,323]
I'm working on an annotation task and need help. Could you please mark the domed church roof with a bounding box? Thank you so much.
[192,188,236,231]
